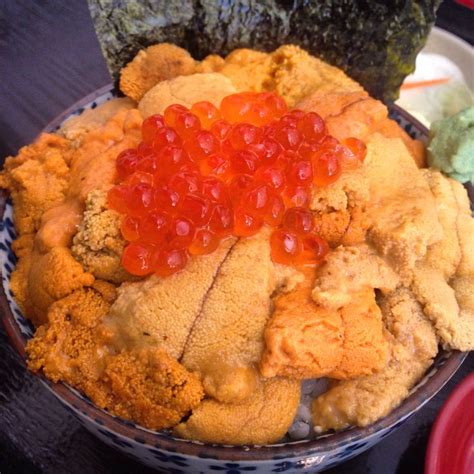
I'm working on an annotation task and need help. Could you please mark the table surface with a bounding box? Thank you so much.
[0,1,473,473]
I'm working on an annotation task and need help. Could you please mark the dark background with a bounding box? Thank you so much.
[0,1,473,473]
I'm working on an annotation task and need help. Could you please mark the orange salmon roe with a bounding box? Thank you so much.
[109,92,365,277]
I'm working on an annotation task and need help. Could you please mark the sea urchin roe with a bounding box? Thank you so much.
[107,92,365,276]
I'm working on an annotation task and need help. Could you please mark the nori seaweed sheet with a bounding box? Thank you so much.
[88,0,442,103]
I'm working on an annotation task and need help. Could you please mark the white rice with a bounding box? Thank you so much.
[286,379,329,441]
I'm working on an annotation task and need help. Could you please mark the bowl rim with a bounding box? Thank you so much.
[0,87,469,462]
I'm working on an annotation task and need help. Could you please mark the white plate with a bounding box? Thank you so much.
[424,26,474,90]
[396,27,473,126]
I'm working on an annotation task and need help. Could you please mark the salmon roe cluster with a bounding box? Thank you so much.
[107,92,366,277]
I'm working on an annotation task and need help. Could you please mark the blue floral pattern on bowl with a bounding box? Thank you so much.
[0,87,467,473]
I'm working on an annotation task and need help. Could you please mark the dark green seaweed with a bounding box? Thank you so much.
[88,0,441,103]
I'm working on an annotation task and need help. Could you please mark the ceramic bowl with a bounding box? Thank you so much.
[425,373,474,474]
[0,86,468,473]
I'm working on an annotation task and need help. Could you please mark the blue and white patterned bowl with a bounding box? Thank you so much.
[0,86,468,473]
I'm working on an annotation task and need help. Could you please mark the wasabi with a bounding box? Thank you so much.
[428,107,474,183]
